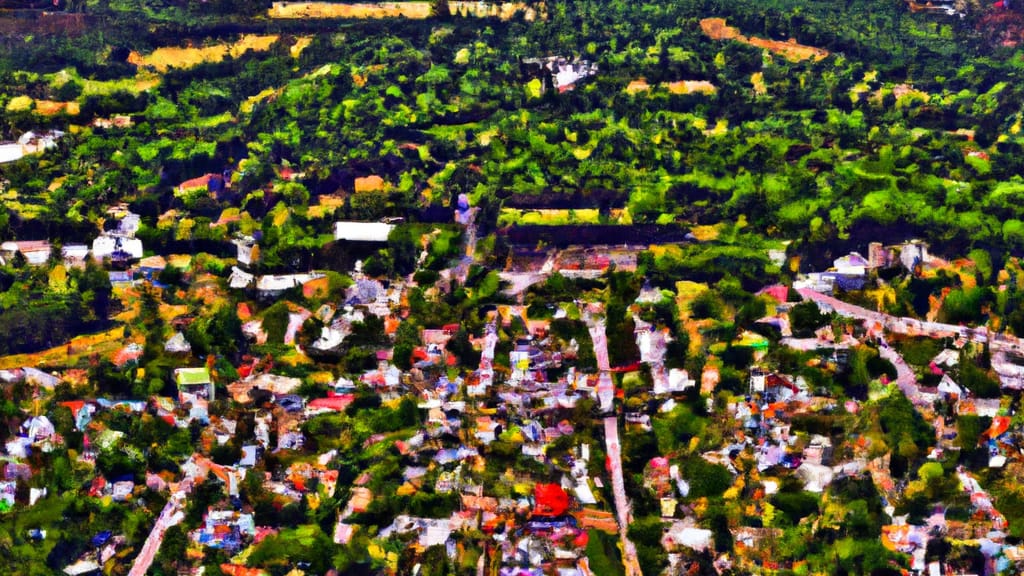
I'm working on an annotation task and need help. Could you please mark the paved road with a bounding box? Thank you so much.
[877,344,930,409]
[797,288,1024,351]
[797,288,1011,546]
[127,489,186,576]
[583,308,641,576]
[604,417,643,576]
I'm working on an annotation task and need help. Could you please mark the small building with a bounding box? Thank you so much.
[92,235,143,262]
[0,130,63,165]
[233,236,257,267]
[803,435,834,466]
[175,367,213,402]
[256,273,325,298]
[333,221,395,242]
[61,244,90,268]
[1,240,52,266]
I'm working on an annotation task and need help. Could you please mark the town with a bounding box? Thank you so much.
[4,180,1024,576]
[5,0,1024,575]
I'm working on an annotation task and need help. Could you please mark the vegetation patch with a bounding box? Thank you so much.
[127,35,282,73]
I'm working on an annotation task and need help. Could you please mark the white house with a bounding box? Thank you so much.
[334,221,394,242]
[62,244,90,267]
[1,240,51,266]
[92,235,143,261]
[256,272,324,297]
[0,130,63,165]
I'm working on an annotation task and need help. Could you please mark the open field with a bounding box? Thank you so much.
[626,79,717,95]
[128,35,282,73]
[0,326,138,370]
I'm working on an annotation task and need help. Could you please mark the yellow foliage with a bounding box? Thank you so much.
[751,72,767,96]
[525,78,543,99]
[48,265,68,293]
[128,35,280,73]
[6,95,33,112]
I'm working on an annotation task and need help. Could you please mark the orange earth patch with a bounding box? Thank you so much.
[700,17,829,63]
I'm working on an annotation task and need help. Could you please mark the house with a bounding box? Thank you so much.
[61,244,90,268]
[23,367,60,389]
[175,367,214,402]
[108,271,132,285]
[654,368,695,395]
[833,252,870,273]
[138,255,167,280]
[91,235,143,262]
[192,510,256,551]
[0,130,63,165]
[889,240,930,272]
[229,266,255,289]
[1,240,51,266]
[522,56,598,93]
[233,236,257,267]
[164,332,192,354]
[177,173,227,198]
[255,273,325,298]
[104,209,141,237]
[92,115,133,129]
[333,221,395,242]
[803,435,833,466]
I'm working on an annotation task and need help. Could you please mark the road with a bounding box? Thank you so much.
[127,488,187,576]
[584,307,641,576]
[797,288,1011,551]
[877,344,929,409]
[604,417,643,576]
[798,287,1024,389]
[796,288,1024,351]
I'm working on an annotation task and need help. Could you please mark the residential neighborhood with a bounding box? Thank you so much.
[5,0,1024,575]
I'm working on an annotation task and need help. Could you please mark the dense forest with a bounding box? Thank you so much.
[1,0,1024,269]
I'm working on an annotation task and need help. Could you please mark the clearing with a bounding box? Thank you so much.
[0,326,138,370]
[700,17,829,63]
[268,1,542,21]
[625,79,717,95]
[128,35,283,73]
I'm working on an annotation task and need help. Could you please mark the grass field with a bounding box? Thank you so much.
[127,35,281,73]
[0,326,137,370]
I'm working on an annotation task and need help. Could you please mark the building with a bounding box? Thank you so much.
[0,130,63,165]
[233,236,257,267]
[92,235,143,262]
[333,221,395,242]
[868,242,888,268]
[61,244,90,268]
[0,240,51,266]
[175,367,214,402]
[255,272,325,298]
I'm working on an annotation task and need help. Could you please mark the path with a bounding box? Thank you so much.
[797,288,1011,562]
[799,287,1024,389]
[127,488,187,576]
[604,417,643,576]
[796,288,1018,350]
[583,305,641,576]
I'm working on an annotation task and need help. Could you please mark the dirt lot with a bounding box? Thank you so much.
[268,1,542,21]
[34,100,80,116]
[701,17,828,63]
